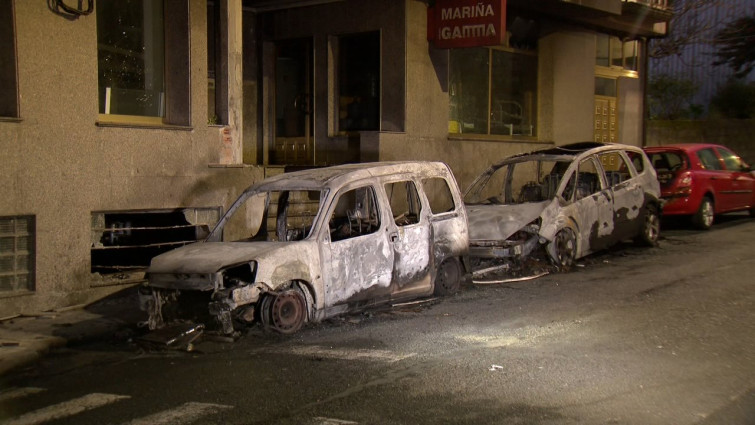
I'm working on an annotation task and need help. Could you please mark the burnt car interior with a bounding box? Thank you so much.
[385,180,422,226]
[647,152,687,186]
[329,186,381,242]
[466,160,572,205]
[219,190,322,242]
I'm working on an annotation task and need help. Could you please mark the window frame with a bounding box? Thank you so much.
[696,148,723,171]
[716,147,745,172]
[0,0,19,119]
[595,34,639,78]
[95,0,190,128]
[332,31,382,135]
[0,215,35,294]
[448,45,538,140]
[384,180,423,227]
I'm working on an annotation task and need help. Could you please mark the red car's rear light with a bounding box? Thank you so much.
[678,172,692,187]
[669,171,693,197]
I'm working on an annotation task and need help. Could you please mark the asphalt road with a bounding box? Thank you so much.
[2,215,754,425]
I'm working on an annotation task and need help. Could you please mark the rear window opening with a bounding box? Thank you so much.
[91,208,221,280]
[648,152,686,171]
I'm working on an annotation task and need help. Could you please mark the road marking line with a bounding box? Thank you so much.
[122,402,233,425]
[284,345,415,363]
[4,393,130,425]
[0,387,45,403]
[313,417,359,424]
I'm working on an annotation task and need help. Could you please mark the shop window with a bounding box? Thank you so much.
[97,1,190,125]
[0,0,19,118]
[449,48,537,137]
[338,32,380,132]
[422,178,456,215]
[0,216,35,293]
[596,34,638,71]
[385,181,422,226]
[90,208,220,276]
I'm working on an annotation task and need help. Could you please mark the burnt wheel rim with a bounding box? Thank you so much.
[645,210,660,242]
[270,290,306,334]
[436,259,460,294]
[555,229,576,268]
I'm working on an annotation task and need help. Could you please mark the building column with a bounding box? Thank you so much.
[221,0,243,164]
[538,30,596,144]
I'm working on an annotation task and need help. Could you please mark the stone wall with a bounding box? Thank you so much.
[646,119,755,164]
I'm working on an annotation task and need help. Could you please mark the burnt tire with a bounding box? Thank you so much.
[257,294,273,331]
[550,227,577,271]
[635,205,660,246]
[692,196,714,230]
[433,258,461,296]
[259,288,307,334]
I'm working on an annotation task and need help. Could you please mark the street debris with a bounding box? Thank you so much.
[489,364,504,371]
[473,271,550,285]
[135,323,205,352]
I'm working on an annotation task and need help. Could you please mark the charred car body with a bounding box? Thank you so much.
[464,142,661,278]
[140,162,469,335]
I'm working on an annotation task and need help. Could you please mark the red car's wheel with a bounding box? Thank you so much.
[692,196,714,230]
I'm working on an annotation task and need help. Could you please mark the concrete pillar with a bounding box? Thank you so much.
[223,0,243,164]
[539,30,596,144]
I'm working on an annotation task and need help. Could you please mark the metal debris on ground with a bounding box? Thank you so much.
[473,271,550,285]
[135,323,205,351]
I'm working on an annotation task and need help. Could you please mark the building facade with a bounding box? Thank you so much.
[0,0,670,314]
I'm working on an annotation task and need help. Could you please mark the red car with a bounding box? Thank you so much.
[643,144,755,229]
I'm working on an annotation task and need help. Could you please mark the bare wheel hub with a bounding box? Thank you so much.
[270,289,306,334]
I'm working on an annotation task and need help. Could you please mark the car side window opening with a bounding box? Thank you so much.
[572,158,603,200]
[329,186,381,242]
[422,178,456,214]
[697,148,723,171]
[649,152,685,171]
[717,147,744,171]
[625,151,645,173]
[598,151,632,187]
[385,181,422,226]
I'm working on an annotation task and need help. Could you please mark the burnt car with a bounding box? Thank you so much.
[139,162,469,335]
[464,142,661,278]
[643,144,755,230]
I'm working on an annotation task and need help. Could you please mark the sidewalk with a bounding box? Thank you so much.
[0,288,143,377]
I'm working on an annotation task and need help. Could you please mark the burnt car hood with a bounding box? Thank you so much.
[467,201,551,241]
[148,242,288,274]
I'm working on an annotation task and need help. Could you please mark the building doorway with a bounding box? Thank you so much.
[594,76,617,143]
[272,38,314,166]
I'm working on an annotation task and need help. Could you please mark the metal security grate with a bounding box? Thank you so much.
[90,208,221,275]
[0,216,35,293]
